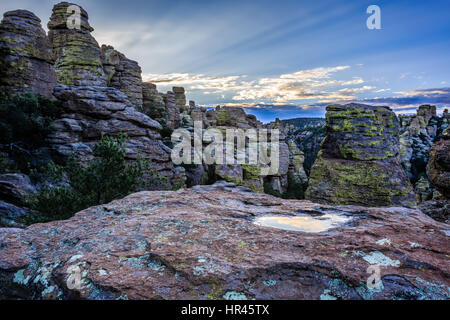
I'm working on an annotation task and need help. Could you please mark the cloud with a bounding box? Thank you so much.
[232,66,371,103]
[360,87,450,107]
[309,87,450,115]
[143,65,370,103]
[142,73,254,94]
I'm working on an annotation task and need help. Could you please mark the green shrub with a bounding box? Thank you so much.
[25,134,154,224]
[0,92,62,174]
[0,92,62,148]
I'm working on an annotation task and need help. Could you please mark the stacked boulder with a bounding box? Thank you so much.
[44,2,183,188]
[163,91,182,129]
[101,45,143,108]
[142,82,167,124]
[306,103,416,207]
[173,87,187,111]
[48,2,107,86]
[0,10,56,97]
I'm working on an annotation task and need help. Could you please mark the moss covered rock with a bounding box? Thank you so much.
[0,10,56,97]
[48,2,107,86]
[101,45,143,108]
[306,103,416,207]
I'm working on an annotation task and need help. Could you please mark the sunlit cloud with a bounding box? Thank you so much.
[231,66,370,103]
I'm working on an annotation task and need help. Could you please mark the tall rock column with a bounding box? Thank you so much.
[101,45,143,108]
[163,91,181,129]
[47,2,107,86]
[142,82,167,123]
[306,103,416,207]
[0,10,56,97]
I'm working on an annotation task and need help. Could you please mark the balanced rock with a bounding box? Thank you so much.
[0,10,56,97]
[173,86,186,111]
[306,103,416,207]
[48,2,107,86]
[101,45,143,108]
[0,184,448,300]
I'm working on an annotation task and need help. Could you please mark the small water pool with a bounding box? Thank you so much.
[254,212,351,233]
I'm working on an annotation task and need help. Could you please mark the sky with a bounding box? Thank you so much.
[1,0,450,122]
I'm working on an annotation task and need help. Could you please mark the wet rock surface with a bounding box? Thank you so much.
[306,103,416,207]
[0,182,448,300]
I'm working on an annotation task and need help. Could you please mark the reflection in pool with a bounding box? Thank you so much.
[254,213,351,233]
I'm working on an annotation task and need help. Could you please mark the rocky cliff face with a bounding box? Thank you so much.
[306,103,416,207]
[0,10,56,97]
[1,182,448,300]
[274,118,326,176]
[427,127,450,200]
[399,105,449,201]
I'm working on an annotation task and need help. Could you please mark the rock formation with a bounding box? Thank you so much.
[47,85,182,185]
[173,86,186,111]
[273,118,326,176]
[427,127,450,199]
[0,173,36,228]
[48,2,107,86]
[1,182,449,300]
[287,140,308,187]
[142,82,166,124]
[306,103,416,207]
[398,105,449,203]
[45,3,184,188]
[101,45,143,108]
[163,91,181,129]
[0,10,56,97]
[399,105,438,180]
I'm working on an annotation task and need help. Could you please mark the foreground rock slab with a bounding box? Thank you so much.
[0,182,449,300]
